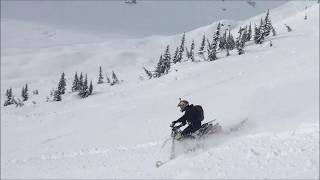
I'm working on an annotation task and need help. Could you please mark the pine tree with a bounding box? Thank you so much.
[106,74,111,84]
[22,84,29,101]
[53,89,62,101]
[207,39,217,61]
[79,73,84,89]
[172,47,179,64]
[58,72,66,94]
[4,88,14,106]
[236,27,246,55]
[88,80,93,95]
[247,23,252,41]
[111,71,119,85]
[72,72,79,92]
[177,32,186,62]
[154,55,164,77]
[189,40,195,61]
[264,9,272,37]
[254,23,259,44]
[162,45,171,74]
[198,35,206,56]
[78,74,88,98]
[219,31,227,50]
[83,74,88,92]
[227,29,235,50]
[207,23,221,61]
[143,67,153,79]
[98,66,104,84]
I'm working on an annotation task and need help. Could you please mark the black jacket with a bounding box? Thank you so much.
[175,104,201,126]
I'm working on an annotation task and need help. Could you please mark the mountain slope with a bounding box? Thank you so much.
[1,1,319,179]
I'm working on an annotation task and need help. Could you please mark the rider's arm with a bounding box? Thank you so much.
[174,114,187,126]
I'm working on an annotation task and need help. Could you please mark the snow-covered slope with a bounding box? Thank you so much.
[1,1,319,179]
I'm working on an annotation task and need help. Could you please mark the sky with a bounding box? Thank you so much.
[1,1,288,38]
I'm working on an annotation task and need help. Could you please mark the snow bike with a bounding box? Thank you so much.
[156,119,222,167]
[171,119,222,141]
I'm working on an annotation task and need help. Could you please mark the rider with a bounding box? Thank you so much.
[170,99,203,139]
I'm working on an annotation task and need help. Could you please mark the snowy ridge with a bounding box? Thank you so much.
[1,1,319,179]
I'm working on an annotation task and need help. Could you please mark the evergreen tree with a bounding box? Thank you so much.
[58,72,66,94]
[227,29,235,50]
[258,18,265,43]
[78,74,88,98]
[106,74,111,84]
[154,55,164,77]
[72,72,79,92]
[264,9,272,37]
[83,74,88,92]
[254,23,259,44]
[111,71,119,85]
[143,67,153,79]
[189,40,195,61]
[172,47,179,64]
[219,31,227,50]
[162,45,171,74]
[247,23,252,41]
[207,39,217,61]
[79,73,84,89]
[22,84,29,101]
[237,28,246,55]
[88,80,93,95]
[207,23,221,61]
[177,32,186,62]
[98,66,104,84]
[198,35,206,56]
[53,89,62,101]
[4,88,14,106]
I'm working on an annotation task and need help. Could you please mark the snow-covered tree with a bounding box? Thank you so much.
[88,80,93,95]
[106,74,111,84]
[21,84,29,101]
[162,45,171,74]
[207,39,217,61]
[247,23,252,41]
[53,89,62,101]
[227,29,235,50]
[236,27,246,55]
[207,23,221,61]
[4,88,14,106]
[254,23,260,44]
[111,71,119,85]
[79,73,84,88]
[219,31,227,50]
[264,9,272,37]
[98,66,104,84]
[188,40,195,61]
[172,47,180,64]
[177,32,186,62]
[198,34,206,57]
[58,72,66,94]
[256,18,265,44]
[78,74,89,98]
[72,72,79,92]
[154,55,164,77]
